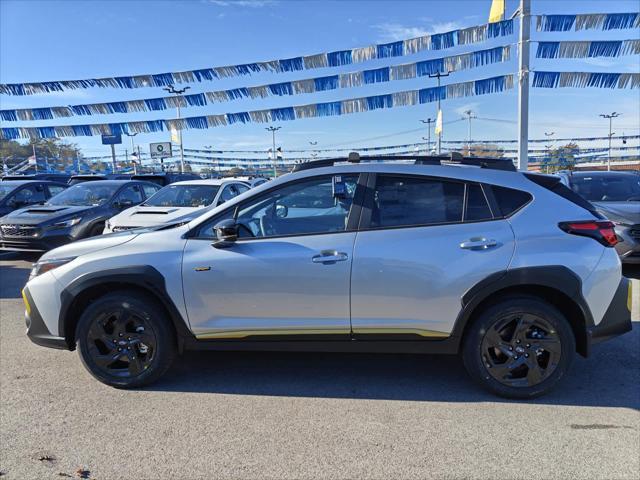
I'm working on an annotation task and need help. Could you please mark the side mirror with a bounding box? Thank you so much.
[212,219,238,248]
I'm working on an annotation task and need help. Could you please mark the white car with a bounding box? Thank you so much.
[103,179,250,233]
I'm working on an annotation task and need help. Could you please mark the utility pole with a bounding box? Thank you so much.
[428,71,450,154]
[420,118,434,155]
[544,132,555,173]
[600,112,620,171]
[266,126,281,178]
[463,110,476,154]
[163,85,191,174]
[516,0,531,171]
[32,144,38,173]
[124,131,139,174]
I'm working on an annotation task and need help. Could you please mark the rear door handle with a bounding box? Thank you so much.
[312,251,349,264]
[460,238,498,250]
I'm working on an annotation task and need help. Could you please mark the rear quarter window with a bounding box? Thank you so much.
[492,186,532,217]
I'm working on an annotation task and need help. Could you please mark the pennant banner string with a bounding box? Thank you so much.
[0,46,513,122]
[535,39,640,58]
[536,12,640,32]
[0,74,516,140]
[0,19,514,96]
[532,71,640,89]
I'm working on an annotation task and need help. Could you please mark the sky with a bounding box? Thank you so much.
[1,0,639,163]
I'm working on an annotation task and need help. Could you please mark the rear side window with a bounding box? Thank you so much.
[492,186,532,217]
[465,184,493,221]
[371,175,464,228]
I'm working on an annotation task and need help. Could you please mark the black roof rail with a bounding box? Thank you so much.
[291,151,516,172]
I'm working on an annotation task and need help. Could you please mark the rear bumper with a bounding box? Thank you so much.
[23,287,69,350]
[586,277,632,353]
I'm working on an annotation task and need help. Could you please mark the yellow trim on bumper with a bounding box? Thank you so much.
[21,289,31,316]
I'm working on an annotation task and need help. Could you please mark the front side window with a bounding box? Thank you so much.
[145,184,219,207]
[142,184,160,199]
[12,184,46,205]
[47,183,120,206]
[198,175,359,239]
[47,184,66,197]
[370,175,464,228]
[116,185,143,205]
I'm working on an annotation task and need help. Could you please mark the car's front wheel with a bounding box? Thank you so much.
[462,295,575,399]
[76,291,176,388]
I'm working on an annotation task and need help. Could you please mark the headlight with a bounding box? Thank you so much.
[30,257,76,279]
[53,218,81,228]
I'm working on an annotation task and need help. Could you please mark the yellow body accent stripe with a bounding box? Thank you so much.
[21,289,31,315]
[196,327,448,340]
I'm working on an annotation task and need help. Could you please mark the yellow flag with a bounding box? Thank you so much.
[435,109,443,136]
[488,0,505,23]
[170,126,181,144]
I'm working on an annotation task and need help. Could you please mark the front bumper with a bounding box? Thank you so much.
[23,287,68,350]
[0,228,75,252]
[586,277,633,354]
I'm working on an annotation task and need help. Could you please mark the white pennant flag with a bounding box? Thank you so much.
[435,109,443,136]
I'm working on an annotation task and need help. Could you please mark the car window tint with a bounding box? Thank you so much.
[219,185,236,203]
[371,175,464,228]
[117,185,143,204]
[14,184,46,204]
[465,184,493,221]
[142,184,160,199]
[492,186,532,216]
[236,184,250,194]
[47,185,65,197]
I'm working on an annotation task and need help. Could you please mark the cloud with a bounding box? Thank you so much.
[372,20,465,42]
[207,0,278,7]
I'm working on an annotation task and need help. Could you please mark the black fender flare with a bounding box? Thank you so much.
[59,265,193,350]
[450,265,594,345]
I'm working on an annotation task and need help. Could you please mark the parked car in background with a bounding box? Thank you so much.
[0,180,67,217]
[23,156,631,398]
[1,173,71,183]
[558,170,640,264]
[0,180,160,251]
[103,179,251,233]
[68,174,132,185]
[131,172,201,187]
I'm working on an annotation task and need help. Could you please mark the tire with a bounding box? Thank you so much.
[76,291,176,388]
[87,223,105,237]
[462,295,575,399]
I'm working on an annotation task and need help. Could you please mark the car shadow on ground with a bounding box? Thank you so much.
[153,323,639,409]
[0,254,35,299]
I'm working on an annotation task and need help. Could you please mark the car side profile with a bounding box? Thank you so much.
[103,179,251,233]
[0,180,67,217]
[0,180,160,251]
[22,156,632,398]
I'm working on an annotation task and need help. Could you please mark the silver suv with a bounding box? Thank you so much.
[22,155,632,398]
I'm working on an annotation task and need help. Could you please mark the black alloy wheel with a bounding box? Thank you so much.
[463,295,575,399]
[76,291,176,388]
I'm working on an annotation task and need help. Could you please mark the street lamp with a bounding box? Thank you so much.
[163,85,191,174]
[599,112,621,171]
[124,132,139,174]
[204,145,220,177]
[544,132,555,173]
[309,141,318,159]
[463,110,476,154]
[420,119,434,155]
[266,126,281,178]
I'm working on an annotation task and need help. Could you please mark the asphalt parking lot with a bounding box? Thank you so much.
[1,253,639,479]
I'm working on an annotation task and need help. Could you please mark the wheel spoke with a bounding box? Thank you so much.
[532,337,562,356]
[127,354,144,376]
[490,356,526,377]
[484,327,505,346]
[512,314,535,341]
[92,350,123,369]
[525,358,544,385]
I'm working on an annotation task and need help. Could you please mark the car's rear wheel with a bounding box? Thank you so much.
[76,291,176,388]
[462,296,575,399]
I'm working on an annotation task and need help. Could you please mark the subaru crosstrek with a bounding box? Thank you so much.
[22,156,632,398]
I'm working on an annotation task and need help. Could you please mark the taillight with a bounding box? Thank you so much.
[558,221,619,247]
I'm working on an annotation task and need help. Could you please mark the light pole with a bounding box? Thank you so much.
[124,132,139,174]
[463,110,476,154]
[204,145,220,177]
[544,132,555,173]
[266,126,281,177]
[163,85,191,174]
[428,71,450,154]
[420,118,434,155]
[599,112,620,171]
[517,0,532,171]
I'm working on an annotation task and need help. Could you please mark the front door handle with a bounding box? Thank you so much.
[460,238,498,250]
[312,250,349,264]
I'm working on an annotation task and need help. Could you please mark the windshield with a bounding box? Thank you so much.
[570,174,640,202]
[144,184,220,207]
[47,183,120,206]
[0,184,17,201]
